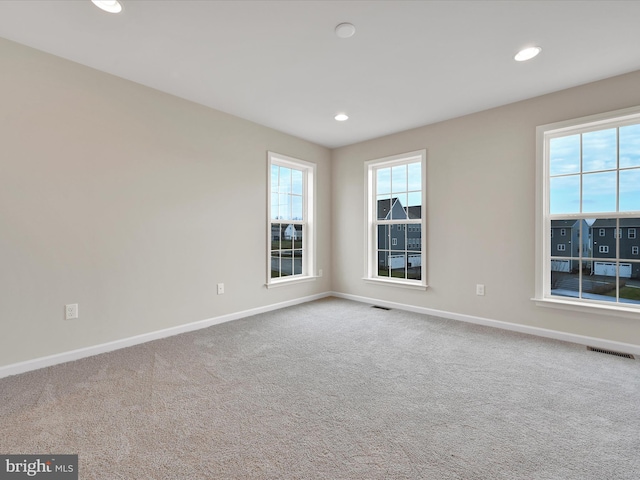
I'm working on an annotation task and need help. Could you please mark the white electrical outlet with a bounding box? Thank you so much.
[65,303,78,320]
[476,284,485,296]
[217,283,224,295]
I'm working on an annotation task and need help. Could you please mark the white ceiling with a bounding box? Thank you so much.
[1,1,640,148]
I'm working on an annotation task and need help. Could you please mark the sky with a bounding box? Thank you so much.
[549,124,640,215]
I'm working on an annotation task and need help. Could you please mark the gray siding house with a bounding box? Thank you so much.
[550,219,590,272]
[590,218,640,278]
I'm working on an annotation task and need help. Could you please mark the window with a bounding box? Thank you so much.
[536,106,640,311]
[632,246,639,255]
[365,150,426,287]
[560,228,566,236]
[629,228,637,239]
[267,152,315,287]
[557,244,566,252]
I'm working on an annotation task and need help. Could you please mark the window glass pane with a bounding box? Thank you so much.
[391,165,407,194]
[281,251,293,277]
[278,194,291,220]
[619,168,640,212]
[591,218,617,258]
[271,165,279,192]
[378,251,390,277]
[377,168,391,195]
[291,169,303,195]
[270,252,281,278]
[292,195,303,220]
[619,262,640,304]
[391,225,406,251]
[271,194,279,220]
[293,225,303,250]
[620,124,640,168]
[407,191,421,214]
[582,171,617,213]
[550,175,580,214]
[580,260,616,302]
[550,135,580,176]
[407,162,421,191]
[391,194,407,220]
[378,225,389,250]
[407,253,421,280]
[293,250,303,275]
[271,223,281,251]
[389,252,406,279]
[550,259,579,298]
[582,128,617,173]
[408,224,421,251]
[377,195,391,220]
[279,167,291,193]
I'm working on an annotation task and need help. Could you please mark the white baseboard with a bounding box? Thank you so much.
[0,292,332,379]
[331,291,640,356]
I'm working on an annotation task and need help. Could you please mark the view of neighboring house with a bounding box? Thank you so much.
[591,218,640,278]
[550,219,590,272]
[376,198,422,271]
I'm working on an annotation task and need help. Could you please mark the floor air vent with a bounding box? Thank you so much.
[587,346,635,359]
[371,305,391,311]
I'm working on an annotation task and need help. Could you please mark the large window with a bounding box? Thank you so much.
[365,150,426,288]
[536,107,640,311]
[267,152,315,287]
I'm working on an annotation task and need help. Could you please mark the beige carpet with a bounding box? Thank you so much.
[1,297,639,479]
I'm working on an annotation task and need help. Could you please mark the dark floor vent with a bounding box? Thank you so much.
[371,305,391,311]
[587,346,635,359]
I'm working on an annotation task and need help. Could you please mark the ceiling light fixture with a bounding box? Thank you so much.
[91,0,122,13]
[335,113,349,121]
[514,46,542,62]
[335,23,356,39]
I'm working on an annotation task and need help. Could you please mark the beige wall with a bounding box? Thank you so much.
[0,38,332,368]
[331,69,640,346]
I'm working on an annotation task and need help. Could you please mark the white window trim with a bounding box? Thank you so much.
[629,228,636,239]
[364,149,427,289]
[534,105,640,317]
[632,246,639,255]
[266,152,316,288]
[599,245,609,254]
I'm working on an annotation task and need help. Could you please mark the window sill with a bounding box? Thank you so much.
[533,296,640,319]
[266,275,317,289]
[363,277,428,290]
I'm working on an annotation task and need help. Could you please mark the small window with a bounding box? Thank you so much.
[632,246,639,255]
[599,245,609,254]
[629,228,637,239]
[268,152,315,286]
[599,229,606,237]
[557,244,566,252]
[366,150,426,286]
[560,228,566,236]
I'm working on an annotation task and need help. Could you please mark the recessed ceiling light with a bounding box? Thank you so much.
[335,23,356,39]
[514,46,542,62]
[335,113,349,121]
[91,0,122,13]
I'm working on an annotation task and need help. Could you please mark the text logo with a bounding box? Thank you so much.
[0,456,77,479]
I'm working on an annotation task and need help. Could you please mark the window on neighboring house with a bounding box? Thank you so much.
[365,150,426,287]
[560,228,566,236]
[267,152,315,287]
[557,244,566,252]
[536,106,640,312]
[629,228,637,239]
[632,246,639,255]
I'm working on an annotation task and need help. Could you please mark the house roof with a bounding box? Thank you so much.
[591,218,640,228]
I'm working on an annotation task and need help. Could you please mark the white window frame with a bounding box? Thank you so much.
[599,228,606,237]
[599,245,609,254]
[266,152,316,288]
[557,244,566,252]
[632,246,639,255]
[535,105,640,316]
[560,228,566,236]
[364,150,427,289]
[629,228,636,239]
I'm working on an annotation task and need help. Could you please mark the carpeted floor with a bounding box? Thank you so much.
[1,297,639,479]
